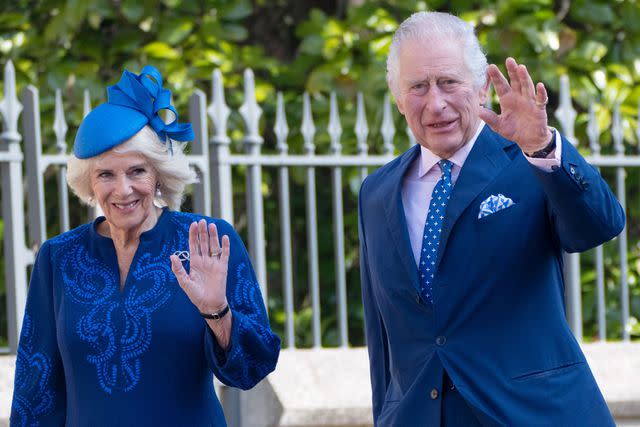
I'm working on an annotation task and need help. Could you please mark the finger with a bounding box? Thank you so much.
[170,254,192,291]
[220,234,231,269]
[535,82,548,108]
[198,219,209,258]
[487,64,511,98]
[478,106,500,131]
[188,221,199,259]
[209,223,221,257]
[518,64,535,99]
[505,57,522,95]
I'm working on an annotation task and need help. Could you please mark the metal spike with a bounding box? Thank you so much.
[53,89,68,153]
[328,92,342,154]
[612,102,624,155]
[355,92,369,155]
[586,103,600,155]
[274,92,289,153]
[637,99,640,151]
[0,60,23,136]
[83,90,91,118]
[238,68,263,144]
[301,92,316,154]
[207,69,231,144]
[554,74,577,146]
[381,93,395,155]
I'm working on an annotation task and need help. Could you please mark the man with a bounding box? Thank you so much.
[358,11,624,426]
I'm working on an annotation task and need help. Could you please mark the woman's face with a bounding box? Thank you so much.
[90,150,158,236]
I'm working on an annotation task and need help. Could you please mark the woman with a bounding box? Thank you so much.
[10,66,280,426]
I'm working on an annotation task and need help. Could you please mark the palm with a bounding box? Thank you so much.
[170,220,230,313]
[479,58,552,153]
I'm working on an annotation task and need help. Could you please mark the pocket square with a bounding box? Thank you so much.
[478,194,515,219]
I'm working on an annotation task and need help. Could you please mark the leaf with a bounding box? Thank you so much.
[219,0,253,21]
[219,24,248,42]
[121,0,145,22]
[158,18,194,45]
[141,41,179,59]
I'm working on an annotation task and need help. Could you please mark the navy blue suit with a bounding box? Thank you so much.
[358,126,624,426]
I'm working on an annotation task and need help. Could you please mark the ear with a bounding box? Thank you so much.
[478,74,490,105]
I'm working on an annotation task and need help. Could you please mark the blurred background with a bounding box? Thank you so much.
[1,0,639,350]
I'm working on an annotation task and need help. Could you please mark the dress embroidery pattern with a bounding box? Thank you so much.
[54,226,176,394]
[12,314,55,425]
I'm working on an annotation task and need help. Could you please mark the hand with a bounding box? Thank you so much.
[170,219,230,314]
[479,57,553,154]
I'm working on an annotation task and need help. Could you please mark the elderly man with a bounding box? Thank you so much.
[358,11,623,426]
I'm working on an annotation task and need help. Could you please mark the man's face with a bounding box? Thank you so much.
[395,37,488,158]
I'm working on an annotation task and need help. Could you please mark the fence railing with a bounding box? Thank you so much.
[0,60,637,354]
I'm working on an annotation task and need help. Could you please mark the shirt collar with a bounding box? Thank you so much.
[418,121,486,178]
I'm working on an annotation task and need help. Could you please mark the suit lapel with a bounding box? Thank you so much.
[383,145,421,290]
[436,127,515,264]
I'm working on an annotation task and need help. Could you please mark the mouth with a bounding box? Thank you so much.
[427,119,456,129]
[112,200,139,211]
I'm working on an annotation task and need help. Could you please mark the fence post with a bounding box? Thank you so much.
[612,103,630,341]
[554,74,582,340]
[22,85,47,249]
[0,61,28,353]
[239,69,267,304]
[189,89,211,216]
[208,69,234,223]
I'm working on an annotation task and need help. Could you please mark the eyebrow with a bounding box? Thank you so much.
[93,163,149,174]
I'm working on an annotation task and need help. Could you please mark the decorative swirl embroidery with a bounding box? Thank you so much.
[11,314,55,425]
[54,227,178,394]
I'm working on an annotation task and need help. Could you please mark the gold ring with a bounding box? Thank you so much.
[209,249,222,258]
[535,98,548,109]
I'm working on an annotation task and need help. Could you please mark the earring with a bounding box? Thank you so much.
[156,183,162,197]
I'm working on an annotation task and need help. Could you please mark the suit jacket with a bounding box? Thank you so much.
[358,126,624,426]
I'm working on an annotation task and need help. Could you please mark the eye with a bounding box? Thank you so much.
[97,171,112,179]
[131,167,147,176]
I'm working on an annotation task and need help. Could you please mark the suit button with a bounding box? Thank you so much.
[436,335,446,346]
[430,388,439,399]
[570,166,576,175]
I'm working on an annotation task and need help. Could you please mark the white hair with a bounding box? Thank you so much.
[67,125,198,210]
[386,11,488,98]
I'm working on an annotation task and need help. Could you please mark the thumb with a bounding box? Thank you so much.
[170,254,192,293]
[478,107,500,131]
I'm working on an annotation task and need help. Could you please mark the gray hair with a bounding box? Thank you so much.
[386,12,488,97]
[67,125,198,211]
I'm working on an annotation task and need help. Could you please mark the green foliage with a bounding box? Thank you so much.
[1,0,639,347]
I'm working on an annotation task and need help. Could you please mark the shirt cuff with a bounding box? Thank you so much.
[524,127,561,172]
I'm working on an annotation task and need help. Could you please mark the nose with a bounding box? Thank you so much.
[114,174,133,197]
[425,87,446,112]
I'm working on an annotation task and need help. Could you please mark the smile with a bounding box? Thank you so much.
[428,120,456,128]
[113,200,139,210]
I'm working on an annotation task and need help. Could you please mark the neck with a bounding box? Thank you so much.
[99,207,162,249]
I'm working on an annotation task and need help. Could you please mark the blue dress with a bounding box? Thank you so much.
[10,209,281,426]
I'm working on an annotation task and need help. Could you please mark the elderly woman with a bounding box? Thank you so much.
[10,66,280,426]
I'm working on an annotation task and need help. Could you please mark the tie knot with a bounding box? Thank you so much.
[438,160,452,181]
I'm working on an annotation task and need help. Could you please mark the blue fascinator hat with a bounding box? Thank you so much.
[73,65,194,159]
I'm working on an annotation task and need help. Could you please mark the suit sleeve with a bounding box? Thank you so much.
[10,241,67,425]
[359,182,390,424]
[203,220,281,390]
[531,135,625,252]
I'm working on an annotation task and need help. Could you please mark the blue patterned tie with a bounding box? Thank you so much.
[418,160,453,304]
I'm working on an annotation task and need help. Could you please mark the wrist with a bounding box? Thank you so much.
[525,129,556,158]
[200,303,230,320]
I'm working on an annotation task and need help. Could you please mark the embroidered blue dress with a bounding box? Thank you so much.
[10,209,280,426]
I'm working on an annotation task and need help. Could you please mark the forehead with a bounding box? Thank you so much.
[91,150,149,170]
[398,37,471,82]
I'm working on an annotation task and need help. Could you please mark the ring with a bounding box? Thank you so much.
[209,249,222,258]
[535,98,548,109]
